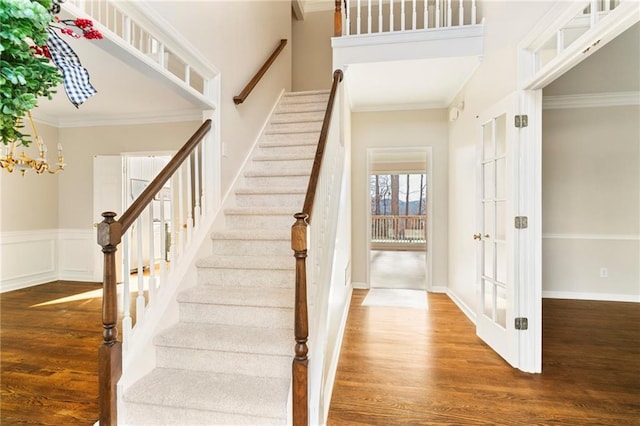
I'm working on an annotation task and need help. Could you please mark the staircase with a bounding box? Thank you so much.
[123,90,330,424]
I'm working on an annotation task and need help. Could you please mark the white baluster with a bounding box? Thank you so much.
[186,155,194,244]
[159,191,167,288]
[604,0,610,12]
[367,0,372,34]
[378,0,383,32]
[424,0,429,29]
[177,165,185,258]
[357,0,361,34]
[471,0,476,25]
[123,16,131,44]
[412,0,417,30]
[435,0,440,28]
[346,0,351,35]
[390,0,394,32]
[401,0,405,31]
[122,233,131,351]
[169,175,177,264]
[557,29,565,54]
[194,144,201,229]
[590,0,598,27]
[136,216,145,326]
[447,0,452,26]
[459,0,464,25]
[185,65,191,86]
[148,207,156,305]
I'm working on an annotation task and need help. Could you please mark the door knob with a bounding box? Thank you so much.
[484,233,491,238]
[473,233,482,240]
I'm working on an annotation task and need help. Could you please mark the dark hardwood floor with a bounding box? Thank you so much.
[328,290,640,425]
[1,281,102,425]
[2,283,638,424]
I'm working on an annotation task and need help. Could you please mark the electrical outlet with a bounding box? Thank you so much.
[600,267,608,278]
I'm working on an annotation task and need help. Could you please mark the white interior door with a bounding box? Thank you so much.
[475,94,518,368]
[93,155,124,282]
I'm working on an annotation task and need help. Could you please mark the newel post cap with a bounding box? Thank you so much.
[97,211,122,248]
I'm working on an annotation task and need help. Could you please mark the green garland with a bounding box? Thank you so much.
[0,0,62,146]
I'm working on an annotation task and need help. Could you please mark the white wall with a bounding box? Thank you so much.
[542,105,640,301]
[447,1,556,314]
[351,109,449,289]
[292,10,334,91]
[145,0,292,196]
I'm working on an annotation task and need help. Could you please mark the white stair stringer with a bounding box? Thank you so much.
[122,89,329,424]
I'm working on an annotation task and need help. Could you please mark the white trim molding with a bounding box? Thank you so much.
[0,230,58,293]
[446,289,477,325]
[543,291,639,303]
[543,91,640,110]
[32,109,203,128]
[0,228,98,293]
[542,233,640,241]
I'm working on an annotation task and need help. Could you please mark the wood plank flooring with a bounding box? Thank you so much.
[2,282,638,424]
[1,281,102,425]
[328,290,640,425]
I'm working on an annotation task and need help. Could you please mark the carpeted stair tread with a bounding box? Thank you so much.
[178,286,293,308]
[124,368,289,420]
[211,228,290,240]
[155,322,291,355]
[252,152,315,161]
[283,89,330,97]
[195,254,293,270]
[244,168,310,177]
[224,206,298,215]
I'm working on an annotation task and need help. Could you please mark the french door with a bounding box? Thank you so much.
[475,94,518,368]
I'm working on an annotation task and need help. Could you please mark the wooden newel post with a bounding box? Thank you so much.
[97,211,123,426]
[334,0,342,37]
[291,212,309,426]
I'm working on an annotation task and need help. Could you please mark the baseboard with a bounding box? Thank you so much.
[351,281,369,289]
[543,291,639,303]
[446,289,477,324]
[321,285,353,424]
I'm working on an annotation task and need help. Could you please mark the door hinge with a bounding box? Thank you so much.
[514,216,528,229]
[515,317,528,330]
[514,114,528,128]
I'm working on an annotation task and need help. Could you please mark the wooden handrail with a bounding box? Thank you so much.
[233,39,287,105]
[96,119,211,425]
[291,68,343,426]
[302,69,344,218]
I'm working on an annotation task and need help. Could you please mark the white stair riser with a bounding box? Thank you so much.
[212,239,291,256]
[250,159,314,172]
[245,175,309,188]
[267,122,322,134]
[271,111,325,123]
[197,267,294,288]
[277,103,326,114]
[225,214,295,229]
[180,303,293,329]
[125,403,286,425]
[257,144,317,157]
[235,192,304,208]
[156,346,290,378]
[281,94,329,105]
[260,132,319,145]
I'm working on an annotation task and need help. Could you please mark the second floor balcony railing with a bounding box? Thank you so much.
[372,215,426,244]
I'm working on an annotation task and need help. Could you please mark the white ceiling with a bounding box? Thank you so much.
[345,56,481,111]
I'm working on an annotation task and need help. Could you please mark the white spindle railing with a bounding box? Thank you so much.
[531,0,623,73]
[119,146,211,355]
[62,0,216,101]
[342,0,480,35]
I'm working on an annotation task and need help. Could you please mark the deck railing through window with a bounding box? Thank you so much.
[372,215,426,243]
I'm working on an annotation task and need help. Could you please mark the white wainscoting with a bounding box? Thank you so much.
[0,228,96,293]
[542,233,640,303]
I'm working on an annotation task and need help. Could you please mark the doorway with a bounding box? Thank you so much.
[367,148,431,291]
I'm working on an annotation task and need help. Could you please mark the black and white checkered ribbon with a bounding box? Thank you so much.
[45,28,97,108]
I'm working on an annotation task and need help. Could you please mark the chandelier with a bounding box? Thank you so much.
[0,112,65,176]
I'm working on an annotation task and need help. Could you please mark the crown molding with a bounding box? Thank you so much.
[543,91,640,110]
[31,109,203,128]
